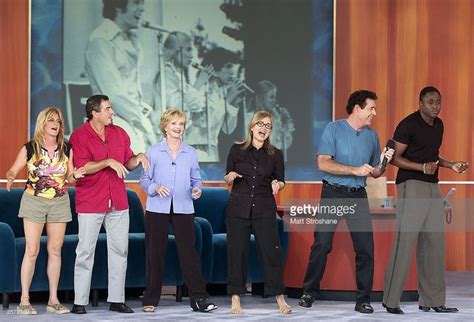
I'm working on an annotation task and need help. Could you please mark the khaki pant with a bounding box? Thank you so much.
[74,209,129,305]
[383,180,446,307]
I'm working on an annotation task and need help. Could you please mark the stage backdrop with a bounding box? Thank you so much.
[30,0,333,181]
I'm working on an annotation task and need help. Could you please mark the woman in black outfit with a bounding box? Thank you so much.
[224,111,291,314]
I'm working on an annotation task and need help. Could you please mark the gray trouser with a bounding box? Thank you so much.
[383,180,446,308]
[74,209,129,305]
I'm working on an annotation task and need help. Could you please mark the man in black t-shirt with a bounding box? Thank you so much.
[382,86,469,314]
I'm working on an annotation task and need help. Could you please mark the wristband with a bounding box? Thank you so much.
[422,163,426,174]
[72,173,78,180]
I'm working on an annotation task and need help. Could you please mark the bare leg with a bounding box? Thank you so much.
[231,294,243,314]
[276,294,292,314]
[20,219,45,305]
[45,222,66,305]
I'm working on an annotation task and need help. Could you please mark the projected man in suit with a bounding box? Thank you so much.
[299,90,393,314]
[382,86,469,314]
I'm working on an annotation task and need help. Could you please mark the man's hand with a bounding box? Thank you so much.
[194,65,214,90]
[225,171,242,184]
[379,147,395,165]
[424,161,439,175]
[135,153,150,172]
[155,185,170,198]
[108,159,129,179]
[6,178,14,192]
[225,80,245,105]
[353,164,374,176]
[192,187,202,200]
[451,161,469,173]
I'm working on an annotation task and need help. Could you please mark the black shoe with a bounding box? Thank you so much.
[109,302,134,313]
[354,302,374,314]
[419,305,459,313]
[190,298,217,312]
[383,302,404,314]
[71,304,87,314]
[299,294,315,308]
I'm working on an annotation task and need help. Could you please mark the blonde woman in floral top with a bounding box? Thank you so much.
[5,107,85,315]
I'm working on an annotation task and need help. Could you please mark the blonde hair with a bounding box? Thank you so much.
[159,108,186,136]
[163,31,192,64]
[32,107,67,161]
[237,111,275,155]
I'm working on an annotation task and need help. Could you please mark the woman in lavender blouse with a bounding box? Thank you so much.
[139,109,216,313]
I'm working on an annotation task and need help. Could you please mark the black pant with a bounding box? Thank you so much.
[226,215,285,296]
[302,182,374,303]
[142,210,208,306]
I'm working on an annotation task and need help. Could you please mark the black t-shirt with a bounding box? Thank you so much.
[393,111,443,184]
[225,143,285,218]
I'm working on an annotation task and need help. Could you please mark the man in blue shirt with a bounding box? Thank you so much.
[299,90,394,314]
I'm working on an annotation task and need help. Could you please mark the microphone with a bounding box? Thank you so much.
[191,62,255,93]
[171,162,176,166]
[380,139,395,172]
[141,20,170,33]
[241,83,255,94]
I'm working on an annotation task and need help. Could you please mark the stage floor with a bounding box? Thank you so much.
[1,272,473,321]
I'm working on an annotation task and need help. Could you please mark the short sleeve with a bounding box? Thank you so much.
[120,127,134,164]
[369,131,381,167]
[316,123,336,157]
[393,118,413,145]
[70,132,91,168]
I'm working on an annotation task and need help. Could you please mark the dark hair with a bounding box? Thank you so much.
[346,90,377,115]
[419,86,441,101]
[201,47,240,72]
[102,0,128,20]
[86,95,109,120]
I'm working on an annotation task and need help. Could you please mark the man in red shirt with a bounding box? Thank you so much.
[69,94,149,314]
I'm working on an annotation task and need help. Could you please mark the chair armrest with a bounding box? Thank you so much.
[0,222,17,292]
[194,216,214,282]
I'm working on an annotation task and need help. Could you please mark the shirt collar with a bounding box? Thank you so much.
[99,18,126,41]
[85,121,111,141]
[157,139,190,153]
[415,110,440,127]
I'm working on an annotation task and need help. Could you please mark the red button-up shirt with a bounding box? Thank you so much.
[70,121,134,213]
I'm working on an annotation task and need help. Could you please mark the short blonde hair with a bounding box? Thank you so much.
[159,108,186,136]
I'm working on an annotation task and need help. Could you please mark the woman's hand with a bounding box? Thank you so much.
[224,171,242,184]
[73,167,86,181]
[155,185,170,197]
[192,187,202,200]
[272,180,281,195]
